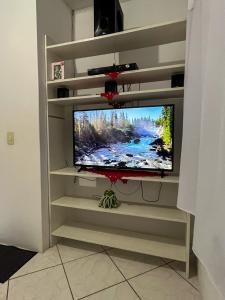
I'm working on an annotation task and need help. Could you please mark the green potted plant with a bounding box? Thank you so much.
[98,189,120,209]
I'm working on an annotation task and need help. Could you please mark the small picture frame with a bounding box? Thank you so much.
[51,61,64,80]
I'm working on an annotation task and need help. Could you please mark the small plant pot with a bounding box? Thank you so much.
[98,189,120,209]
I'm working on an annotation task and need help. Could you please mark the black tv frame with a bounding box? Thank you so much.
[72,104,175,173]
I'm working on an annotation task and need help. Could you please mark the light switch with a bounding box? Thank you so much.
[7,132,14,145]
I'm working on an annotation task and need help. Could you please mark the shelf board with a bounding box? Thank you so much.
[48,87,184,105]
[52,222,186,261]
[47,64,185,90]
[47,19,186,60]
[50,168,179,184]
[52,196,187,223]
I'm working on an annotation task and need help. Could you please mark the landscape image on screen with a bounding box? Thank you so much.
[74,105,173,170]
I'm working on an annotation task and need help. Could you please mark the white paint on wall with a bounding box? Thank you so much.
[122,0,187,27]
[0,0,43,251]
[0,0,72,251]
[198,261,225,300]
[37,0,72,45]
[120,0,187,68]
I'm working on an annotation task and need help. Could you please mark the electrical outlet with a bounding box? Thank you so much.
[78,177,96,187]
[7,132,14,145]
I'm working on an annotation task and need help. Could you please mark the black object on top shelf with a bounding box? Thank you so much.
[94,0,124,37]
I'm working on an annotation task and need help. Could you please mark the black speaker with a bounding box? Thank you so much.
[105,80,118,93]
[57,87,69,98]
[171,74,184,88]
[94,0,124,37]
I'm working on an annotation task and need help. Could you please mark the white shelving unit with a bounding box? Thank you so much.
[48,87,184,105]
[52,223,186,262]
[51,196,187,223]
[47,19,186,60]
[50,167,179,183]
[46,18,191,278]
[48,64,185,90]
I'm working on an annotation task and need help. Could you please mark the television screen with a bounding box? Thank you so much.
[73,105,174,171]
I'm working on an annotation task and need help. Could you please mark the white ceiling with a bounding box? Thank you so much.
[63,0,131,10]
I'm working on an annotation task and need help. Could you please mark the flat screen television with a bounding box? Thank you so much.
[73,105,174,171]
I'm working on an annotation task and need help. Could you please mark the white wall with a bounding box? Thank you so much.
[198,261,225,300]
[37,0,72,45]
[0,0,72,252]
[0,0,42,251]
[120,0,186,68]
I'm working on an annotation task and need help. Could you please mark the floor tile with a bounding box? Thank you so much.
[107,248,165,279]
[129,265,202,300]
[101,245,112,251]
[0,282,8,300]
[169,260,200,290]
[83,282,139,300]
[64,252,124,299]
[11,246,61,278]
[57,239,103,263]
[8,265,73,300]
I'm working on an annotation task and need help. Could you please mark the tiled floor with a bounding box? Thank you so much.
[0,240,202,300]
